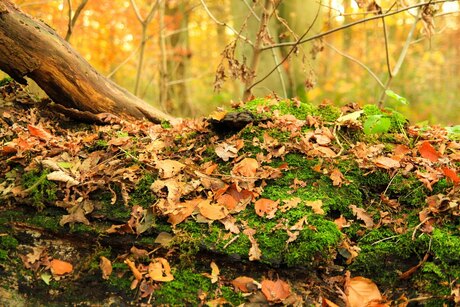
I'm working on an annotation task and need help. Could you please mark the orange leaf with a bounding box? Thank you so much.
[231,276,258,292]
[99,256,112,280]
[232,158,259,177]
[442,167,459,184]
[28,124,52,141]
[261,279,291,302]
[330,168,344,186]
[198,199,229,220]
[155,159,185,179]
[167,198,200,226]
[124,258,143,281]
[148,258,174,282]
[419,141,441,162]
[345,276,382,307]
[50,259,73,276]
[254,198,279,219]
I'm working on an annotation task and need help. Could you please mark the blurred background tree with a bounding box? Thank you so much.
[6,0,460,124]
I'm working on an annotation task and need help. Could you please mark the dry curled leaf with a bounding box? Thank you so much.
[305,200,324,215]
[254,198,279,219]
[349,204,374,228]
[231,276,258,292]
[198,199,229,220]
[155,159,185,179]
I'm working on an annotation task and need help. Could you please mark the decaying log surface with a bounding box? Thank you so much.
[0,0,173,123]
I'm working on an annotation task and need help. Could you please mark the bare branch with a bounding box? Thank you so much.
[262,0,451,51]
[65,0,89,42]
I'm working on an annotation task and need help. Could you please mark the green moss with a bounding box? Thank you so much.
[21,169,58,209]
[0,235,18,250]
[129,173,157,208]
[362,105,407,135]
[153,269,243,305]
[0,77,12,86]
[314,104,341,122]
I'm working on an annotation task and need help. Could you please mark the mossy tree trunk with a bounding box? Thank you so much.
[0,0,173,123]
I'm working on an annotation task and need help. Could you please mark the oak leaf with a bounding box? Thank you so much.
[198,199,229,220]
[155,159,185,179]
[349,205,374,228]
[254,198,279,219]
[306,200,325,215]
[232,158,259,177]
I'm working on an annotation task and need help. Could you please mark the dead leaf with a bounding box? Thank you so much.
[442,167,459,184]
[99,256,112,280]
[334,215,349,229]
[349,205,374,228]
[50,259,73,276]
[46,170,80,187]
[374,156,400,169]
[231,276,258,292]
[419,141,441,162]
[167,198,201,226]
[198,199,229,220]
[130,246,149,259]
[215,142,239,161]
[203,261,220,284]
[148,258,174,282]
[232,158,259,177]
[243,228,262,261]
[261,279,291,302]
[330,168,344,186]
[154,232,174,246]
[155,159,185,179]
[124,258,143,281]
[345,276,383,307]
[254,198,279,219]
[28,124,52,141]
[306,200,325,215]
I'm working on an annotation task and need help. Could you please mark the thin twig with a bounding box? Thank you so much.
[200,0,253,46]
[325,41,385,88]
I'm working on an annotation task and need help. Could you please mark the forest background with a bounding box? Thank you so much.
[7,0,460,124]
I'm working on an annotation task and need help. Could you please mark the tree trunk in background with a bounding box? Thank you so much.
[166,2,193,116]
[0,0,173,123]
[231,0,322,101]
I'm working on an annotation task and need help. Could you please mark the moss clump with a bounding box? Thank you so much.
[0,235,18,262]
[153,269,244,305]
[129,173,157,208]
[21,169,58,209]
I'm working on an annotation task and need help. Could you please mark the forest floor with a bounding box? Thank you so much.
[0,79,459,306]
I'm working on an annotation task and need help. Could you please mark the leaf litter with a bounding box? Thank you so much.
[1,84,459,305]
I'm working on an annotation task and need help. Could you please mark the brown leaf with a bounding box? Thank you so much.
[254,198,279,219]
[374,156,400,169]
[125,258,143,281]
[243,228,262,261]
[232,158,259,177]
[167,198,200,226]
[46,170,80,187]
[345,276,382,307]
[231,276,258,292]
[306,200,325,215]
[261,279,291,302]
[334,215,349,230]
[198,199,229,220]
[50,259,73,276]
[130,246,149,259]
[330,168,344,186]
[215,142,239,161]
[99,256,112,280]
[154,232,174,246]
[148,258,174,282]
[155,159,185,179]
[349,205,374,228]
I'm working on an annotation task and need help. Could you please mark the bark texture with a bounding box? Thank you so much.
[0,0,173,123]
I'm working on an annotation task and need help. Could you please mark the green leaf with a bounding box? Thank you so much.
[385,90,408,105]
[41,272,52,285]
[446,125,460,140]
[363,115,391,135]
[57,162,73,169]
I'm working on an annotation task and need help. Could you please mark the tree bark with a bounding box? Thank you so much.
[0,0,173,123]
